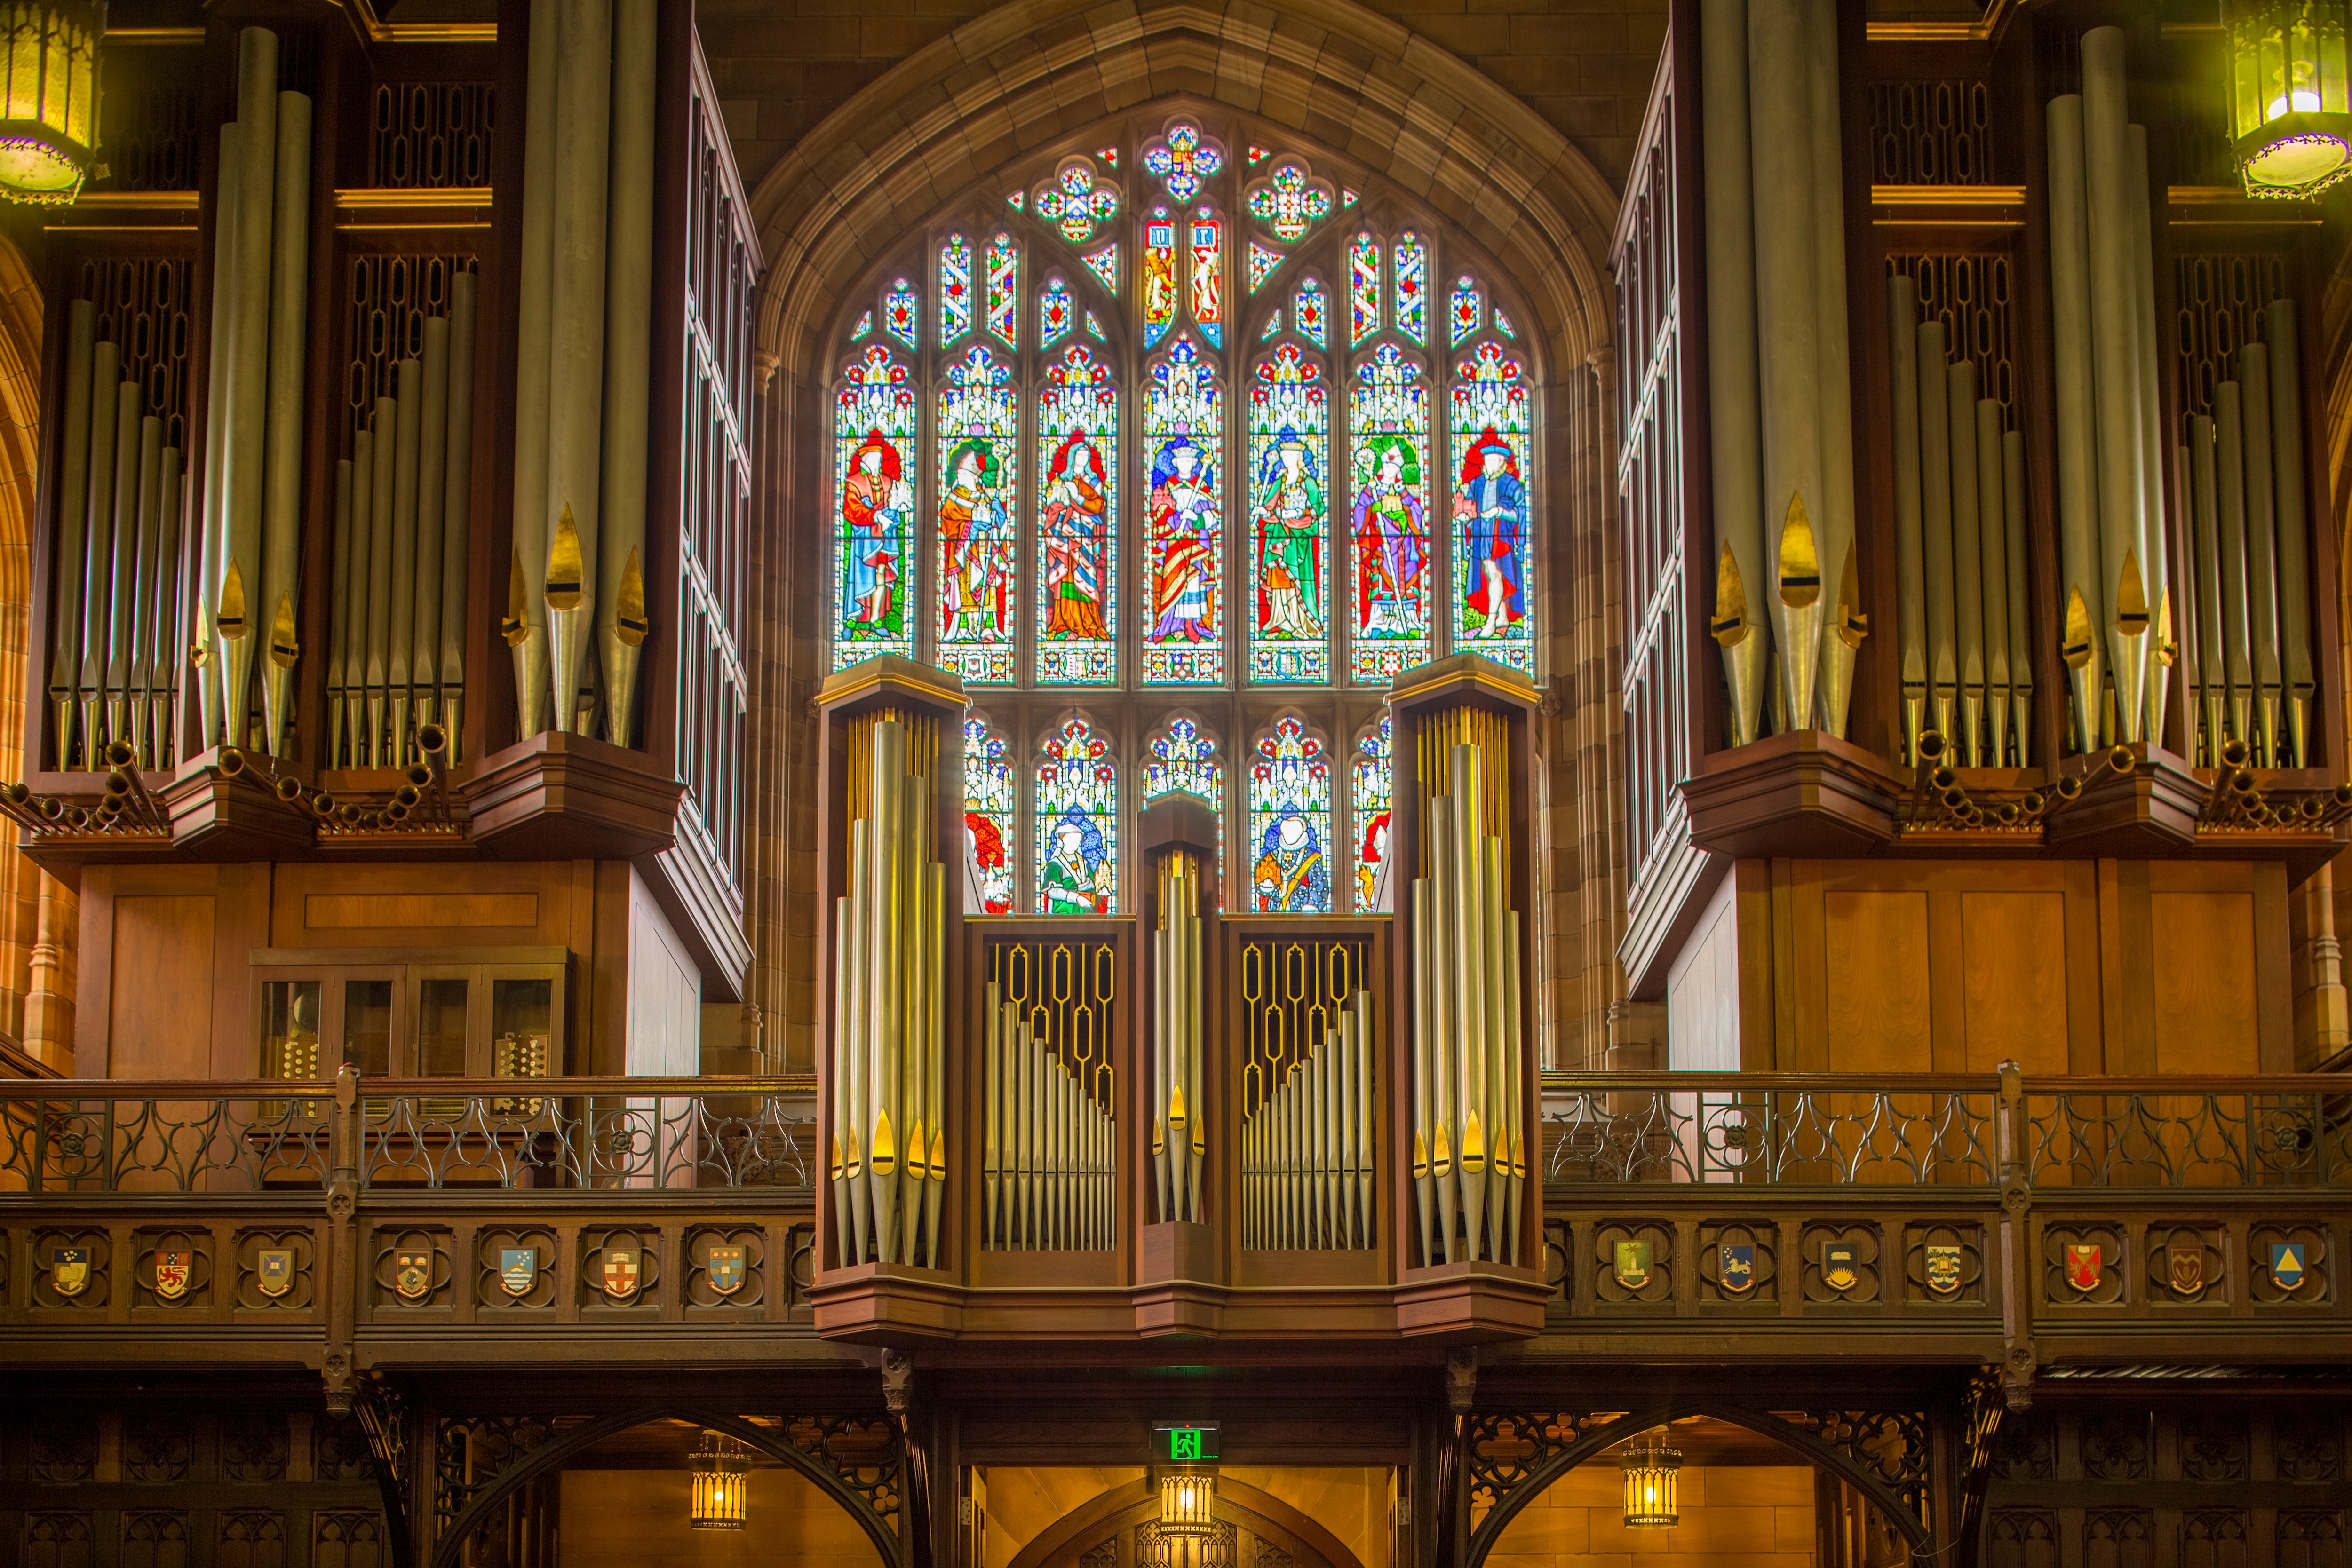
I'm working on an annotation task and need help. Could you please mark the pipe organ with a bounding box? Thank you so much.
[1240,990,1372,1251]
[1152,848,1205,1225]
[984,981,1118,1251]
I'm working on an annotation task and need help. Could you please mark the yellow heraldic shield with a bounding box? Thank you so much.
[50,1246,90,1298]
[154,1248,192,1300]
[1613,1239,1652,1289]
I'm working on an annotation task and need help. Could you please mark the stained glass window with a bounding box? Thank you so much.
[1449,274,1481,346]
[1450,341,1534,673]
[1144,715,1221,806]
[1036,345,1119,685]
[1247,144,1272,165]
[964,715,1016,915]
[1008,190,1025,209]
[1348,343,1430,682]
[885,279,918,347]
[1348,232,1380,343]
[1190,207,1224,347]
[1246,160,1332,242]
[1144,122,1221,203]
[1393,231,1427,344]
[986,233,1019,346]
[941,233,973,343]
[1295,277,1327,348]
[1086,311,1106,341]
[1144,209,1176,347]
[1035,156,1119,244]
[1040,276,1074,344]
[1247,343,1329,685]
[1494,308,1516,339]
[1248,240,1282,294]
[1247,716,1332,914]
[1351,716,1392,913]
[1342,188,1360,207]
[1083,245,1120,296]
[936,345,1018,684]
[1260,310,1283,341]
[1143,336,1224,686]
[852,309,872,341]
[1037,717,1118,914]
[832,345,917,667]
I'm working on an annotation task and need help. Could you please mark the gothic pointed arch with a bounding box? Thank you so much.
[1004,1475,1367,1568]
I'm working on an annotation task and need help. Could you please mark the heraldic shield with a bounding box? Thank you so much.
[154,1248,192,1300]
[602,1248,641,1300]
[1718,1243,1755,1294]
[1822,1242,1859,1293]
[2271,1242,2308,1292]
[1925,1243,1963,1296]
[707,1245,747,1295]
[2066,1243,2103,1293]
[258,1250,295,1298]
[2168,1245,2205,1298]
[50,1246,90,1298]
[395,1249,433,1301]
[501,1247,539,1297]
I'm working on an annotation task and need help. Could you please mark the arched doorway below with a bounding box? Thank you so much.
[990,1471,1388,1568]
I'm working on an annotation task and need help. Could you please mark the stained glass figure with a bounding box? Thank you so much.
[1142,337,1224,686]
[1144,209,1176,348]
[1086,311,1106,341]
[940,233,973,343]
[935,345,1019,684]
[1143,122,1222,203]
[986,233,1019,347]
[1449,274,1482,346]
[1248,716,1332,913]
[885,279,918,348]
[1351,715,1393,913]
[964,715,1016,915]
[1190,207,1224,347]
[1083,244,1120,296]
[1036,345,1120,685]
[1036,717,1118,914]
[1144,715,1221,805]
[1248,241,1282,294]
[1247,343,1329,685]
[1349,343,1430,681]
[1034,156,1120,244]
[1450,341,1534,673]
[1295,277,1328,348]
[1494,308,1516,339]
[852,309,872,341]
[1348,233,1380,343]
[1260,309,1283,341]
[1040,276,1074,345]
[833,345,917,666]
[1393,231,1427,344]
[1246,160,1333,242]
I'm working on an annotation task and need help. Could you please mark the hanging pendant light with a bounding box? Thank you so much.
[1619,1432,1681,1528]
[1160,1470,1215,1538]
[689,1429,749,1529]
[0,1,103,206]
[2225,0,2352,198]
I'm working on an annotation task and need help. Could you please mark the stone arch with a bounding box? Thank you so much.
[1006,1475,1367,1568]
[746,0,1621,390]
[1462,1404,1934,1568]
[429,1405,903,1568]
[0,233,45,1059]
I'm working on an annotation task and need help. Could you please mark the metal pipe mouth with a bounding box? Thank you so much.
[2220,739,2251,769]
[1915,730,1946,764]
[104,740,135,770]
[2106,746,2137,774]
[405,764,432,789]
[393,784,421,809]
[275,776,304,803]
[219,748,247,776]
[417,722,449,759]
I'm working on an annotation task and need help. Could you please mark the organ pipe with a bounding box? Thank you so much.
[1888,274,1925,759]
[217,29,278,754]
[831,716,946,1269]
[2241,342,2284,763]
[2190,414,2225,761]
[48,299,91,765]
[442,269,478,759]
[545,0,614,737]
[2127,125,2172,745]
[2217,383,2253,750]
[1410,735,1523,1267]
[414,316,451,736]
[343,431,375,765]
[328,458,353,767]
[1947,361,1984,765]
[510,0,561,737]
[366,392,396,764]
[984,983,1116,1251]
[2268,299,2313,763]
[1153,849,1204,1223]
[1242,990,1372,1251]
[2002,431,2031,757]
[600,0,657,748]
[1975,399,2011,769]
[2045,92,2106,752]
[389,358,423,758]
[196,120,235,752]
[1804,0,1862,736]
[93,379,135,754]
[260,87,311,757]
[1700,0,1768,746]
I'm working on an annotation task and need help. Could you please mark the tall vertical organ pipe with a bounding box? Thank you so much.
[2267,299,2313,762]
[2045,93,2106,752]
[2239,347,2284,763]
[1701,0,1768,745]
[599,0,657,747]
[260,87,311,757]
[1152,850,1204,1223]
[216,28,279,753]
[509,0,562,737]
[1887,274,1925,758]
[1975,398,2011,767]
[440,270,477,758]
[49,301,93,766]
[1947,360,1984,764]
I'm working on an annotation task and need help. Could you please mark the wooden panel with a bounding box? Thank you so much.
[2150,892,2260,1073]
[1666,875,1741,1070]
[303,892,540,928]
[626,872,701,1076]
[1957,892,2068,1074]
[108,895,216,1079]
[1821,890,1930,1072]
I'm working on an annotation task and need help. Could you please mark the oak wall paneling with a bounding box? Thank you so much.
[1956,890,2069,1075]
[73,863,270,1081]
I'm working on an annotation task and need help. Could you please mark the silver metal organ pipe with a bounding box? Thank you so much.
[328,458,353,768]
[1916,320,1956,739]
[2216,383,2254,749]
[197,125,237,752]
[152,449,183,766]
[366,394,397,766]
[2002,430,2032,762]
[50,299,93,765]
[2045,92,2106,752]
[1974,398,2010,767]
[389,358,423,762]
[95,378,139,751]
[441,268,477,757]
[2239,341,2284,764]
[1887,275,1925,758]
[221,28,279,755]
[1700,0,1768,746]
[510,0,562,737]
[2190,414,2226,764]
[2267,298,2313,762]
[259,87,311,758]
[413,314,451,735]
[545,0,614,736]
[599,0,658,748]
[2126,124,2171,744]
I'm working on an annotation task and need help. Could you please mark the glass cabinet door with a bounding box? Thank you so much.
[261,980,323,1078]
[342,979,395,1077]
[492,977,556,1078]
[417,978,471,1077]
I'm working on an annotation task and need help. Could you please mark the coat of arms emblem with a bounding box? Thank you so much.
[1612,1239,1652,1290]
[500,1247,538,1297]
[2270,1242,2308,1292]
[2065,1243,2104,1293]
[394,1249,433,1301]
[50,1246,90,1299]
[257,1250,294,1298]
[601,1248,641,1301]
[1718,1243,1755,1294]
[707,1245,747,1295]
[2167,1245,2205,1298]
[1924,1243,1963,1296]
[153,1248,192,1301]
[1822,1242,1859,1293]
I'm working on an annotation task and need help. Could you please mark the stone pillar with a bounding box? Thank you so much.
[2294,857,2350,1070]
[24,871,75,1071]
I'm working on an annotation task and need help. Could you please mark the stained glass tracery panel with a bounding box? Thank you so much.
[1083,245,1120,296]
[941,233,973,342]
[1348,343,1431,682]
[1144,715,1222,808]
[1144,123,1222,203]
[1295,277,1328,348]
[1143,336,1225,686]
[936,345,1019,684]
[1191,207,1224,347]
[1247,343,1330,685]
[1247,160,1334,242]
[964,716,1016,915]
[1450,340,1534,673]
[987,233,1019,347]
[1040,275,1074,344]
[1248,241,1282,293]
[1036,345,1119,685]
[1248,716,1333,914]
[1144,209,1176,347]
[885,278,918,347]
[1037,717,1118,914]
[1393,231,1427,344]
[1450,274,1482,346]
[1035,156,1119,244]
[1351,716,1393,913]
[1348,233,1380,342]
[833,344,917,667]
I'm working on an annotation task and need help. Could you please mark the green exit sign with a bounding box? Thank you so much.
[1155,1422,1219,1461]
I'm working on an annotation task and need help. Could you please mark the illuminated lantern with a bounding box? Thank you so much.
[689,1429,749,1529]
[1619,1433,1681,1528]
[2225,0,2352,197]
[1160,1470,1215,1538]
[0,1,102,206]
